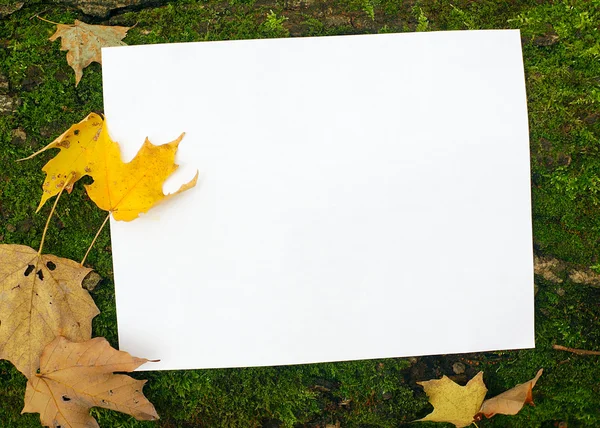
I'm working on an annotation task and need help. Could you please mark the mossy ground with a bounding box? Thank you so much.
[0,0,599,427]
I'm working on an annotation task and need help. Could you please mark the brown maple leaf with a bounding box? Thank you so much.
[0,244,99,378]
[49,19,130,86]
[22,336,159,427]
[477,369,543,418]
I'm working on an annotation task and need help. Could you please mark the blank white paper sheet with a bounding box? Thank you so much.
[101,29,534,371]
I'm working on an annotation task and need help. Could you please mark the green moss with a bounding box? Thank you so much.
[1,0,600,427]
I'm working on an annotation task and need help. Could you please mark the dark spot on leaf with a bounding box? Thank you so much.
[46,261,56,271]
[61,395,71,402]
[108,389,113,395]
[24,265,34,276]
[74,129,79,135]
[36,270,44,280]
[101,399,107,404]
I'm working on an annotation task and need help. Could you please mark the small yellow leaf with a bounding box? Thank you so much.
[478,369,543,418]
[85,121,198,221]
[49,20,130,86]
[22,336,158,427]
[417,372,487,428]
[19,113,103,211]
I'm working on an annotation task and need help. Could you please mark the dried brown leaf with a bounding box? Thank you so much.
[478,369,543,418]
[0,244,99,378]
[49,20,130,86]
[22,336,158,427]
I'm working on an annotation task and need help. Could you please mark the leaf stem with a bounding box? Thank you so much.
[16,144,50,162]
[38,175,71,255]
[80,213,111,266]
[35,15,63,26]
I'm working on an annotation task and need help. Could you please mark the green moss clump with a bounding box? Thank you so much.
[1,0,599,427]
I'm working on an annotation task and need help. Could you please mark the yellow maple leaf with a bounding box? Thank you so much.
[22,336,158,427]
[417,371,487,428]
[19,113,103,211]
[0,244,99,378]
[85,121,198,221]
[22,114,197,221]
[49,19,130,86]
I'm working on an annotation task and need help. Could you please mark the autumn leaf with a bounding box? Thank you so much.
[84,121,198,221]
[48,19,130,86]
[19,113,103,211]
[22,114,197,221]
[477,369,543,419]
[0,244,99,378]
[22,336,158,428]
[417,372,487,428]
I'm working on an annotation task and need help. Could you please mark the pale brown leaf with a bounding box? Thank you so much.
[49,20,130,86]
[478,369,543,418]
[0,244,99,378]
[22,336,158,428]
